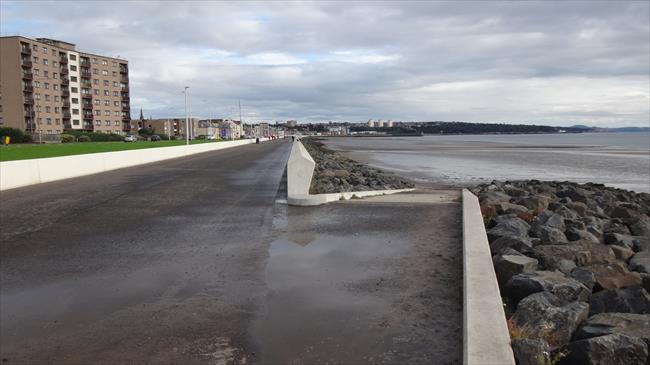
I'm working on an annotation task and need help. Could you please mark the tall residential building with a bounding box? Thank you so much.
[0,36,131,135]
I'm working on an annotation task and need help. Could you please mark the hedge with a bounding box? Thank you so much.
[0,127,33,143]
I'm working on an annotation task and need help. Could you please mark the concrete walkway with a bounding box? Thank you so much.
[0,139,462,364]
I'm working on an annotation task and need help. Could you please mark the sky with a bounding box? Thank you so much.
[2,1,649,127]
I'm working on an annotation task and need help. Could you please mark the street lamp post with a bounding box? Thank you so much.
[184,86,189,145]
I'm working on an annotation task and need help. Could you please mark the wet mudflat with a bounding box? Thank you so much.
[253,189,463,364]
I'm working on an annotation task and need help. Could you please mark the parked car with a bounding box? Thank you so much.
[150,135,161,142]
[124,135,137,142]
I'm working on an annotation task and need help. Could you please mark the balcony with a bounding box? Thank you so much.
[61,77,69,86]
[21,59,32,68]
[121,86,129,92]
[82,94,92,99]
[121,94,130,101]
[59,56,68,64]
[120,76,129,83]
[22,72,33,80]
[81,80,92,87]
[64,122,72,129]
[80,60,91,67]
[122,106,130,112]
[81,72,92,79]
[82,104,93,110]
[60,67,69,75]
[62,89,70,97]
[21,47,32,55]
[24,97,34,105]
[119,66,128,74]
[63,111,71,119]
[62,100,70,108]
[122,115,131,121]
[122,122,131,132]
[23,84,33,92]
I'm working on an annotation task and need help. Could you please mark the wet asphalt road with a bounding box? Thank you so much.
[0,139,462,364]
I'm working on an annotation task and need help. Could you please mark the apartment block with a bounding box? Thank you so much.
[0,36,131,135]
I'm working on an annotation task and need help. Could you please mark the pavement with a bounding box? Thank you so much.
[0,139,462,364]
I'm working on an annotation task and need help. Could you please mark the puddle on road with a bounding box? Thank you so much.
[252,204,416,364]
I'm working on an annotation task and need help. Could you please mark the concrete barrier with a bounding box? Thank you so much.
[286,140,413,206]
[462,189,515,365]
[287,140,316,196]
[0,139,267,191]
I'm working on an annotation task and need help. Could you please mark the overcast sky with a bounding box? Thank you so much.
[2,1,649,126]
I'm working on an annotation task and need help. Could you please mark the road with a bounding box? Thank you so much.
[0,140,462,364]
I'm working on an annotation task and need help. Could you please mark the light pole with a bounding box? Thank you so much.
[184,86,189,145]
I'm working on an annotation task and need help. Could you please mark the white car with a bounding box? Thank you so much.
[124,135,137,142]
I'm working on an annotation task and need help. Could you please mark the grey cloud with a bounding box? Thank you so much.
[2,1,648,126]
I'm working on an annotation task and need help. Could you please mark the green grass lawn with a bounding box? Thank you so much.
[0,140,227,162]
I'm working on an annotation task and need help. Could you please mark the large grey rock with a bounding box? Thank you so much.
[581,262,642,291]
[494,254,538,287]
[611,245,636,261]
[604,222,631,236]
[486,218,530,242]
[561,334,648,365]
[574,240,616,264]
[534,226,568,245]
[511,338,550,365]
[589,286,650,315]
[539,256,577,275]
[487,213,519,228]
[506,271,591,305]
[609,205,638,219]
[494,202,529,215]
[629,216,650,237]
[514,196,550,211]
[571,268,597,291]
[565,227,601,243]
[490,236,535,256]
[604,232,636,249]
[630,251,650,274]
[531,210,566,232]
[557,187,590,203]
[511,291,589,348]
[573,313,650,347]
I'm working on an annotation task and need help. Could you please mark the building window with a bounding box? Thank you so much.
[54,96,60,102]
[55,118,60,125]
[53,84,59,91]
[51,49,56,56]
[35,81,40,88]
[42,46,48,53]
[112,61,117,67]
[45,95,50,101]
[53,73,58,79]
[35,93,41,100]
[46,106,51,112]
[70,65,77,71]
[43,59,48,65]
[46,118,52,124]
[104,90,109,96]
[113,91,119,97]
[71,76,78,82]
[32,44,38,50]
[114,121,120,126]
[43,70,49,77]
[114,111,120,116]
[103,80,109,86]
[104,110,110,116]
[34,69,40,76]
[113,101,119,106]
[44,83,49,89]
[53,61,58,67]
[72,98,79,104]
[102,70,108,76]
[71,87,78,93]
[105,120,110,126]
[95,120,101,126]
[55,107,60,113]
[93,79,99,85]
[104,100,109,106]
[112,71,117,77]
[92,58,98,64]
[70,54,77,61]
[33,56,39,63]
[94,99,100,105]
[73,109,79,115]
[93,68,99,75]
[95,110,101,116]
[94,89,99,95]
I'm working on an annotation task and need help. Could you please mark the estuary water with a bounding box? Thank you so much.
[321,132,650,193]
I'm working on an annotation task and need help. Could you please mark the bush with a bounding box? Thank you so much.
[65,131,124,142]
[60,134,76,143]
[156,133,170,140]
[0,127,32,143]
[195,135,206,140]
[77,135,91,142]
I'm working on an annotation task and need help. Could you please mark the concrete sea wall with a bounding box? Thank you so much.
[0,139,267,191]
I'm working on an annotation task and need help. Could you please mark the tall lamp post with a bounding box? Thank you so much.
[184,86,189,145]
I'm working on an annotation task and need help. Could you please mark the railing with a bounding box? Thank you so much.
[63,112,71,118]
[121,86,129,92]
[120,76,129,83]
[61,78,69,85]
[121,94,129,100]
[81,80,92,87]
[22,72,33,80]
[23,85,33,92]
[81,93,92,98]
[59,56,68,64]
[21,60,32,67]
[60,67,69,75]
[119,66,128,74]
[62,100,70,108]
[80,60,91,67]
[21,47,32,55]
[24,97,34,105]
[81,72,91,78]
[82,104,93,109]
[62,90,70,97]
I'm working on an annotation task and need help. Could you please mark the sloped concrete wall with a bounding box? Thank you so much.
[287,140,316,196]
[0,139,267,191]
[462,188,515,365]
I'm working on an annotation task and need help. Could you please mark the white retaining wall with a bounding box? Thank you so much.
[462,188,515,365]
[0,139,266,191]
